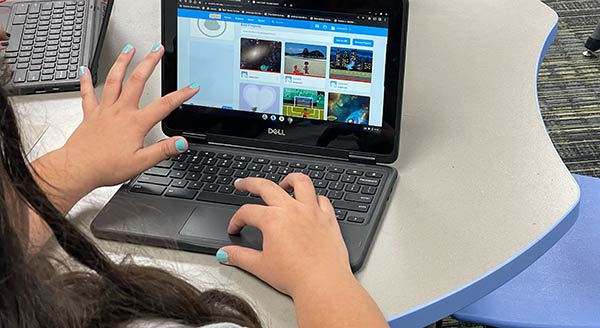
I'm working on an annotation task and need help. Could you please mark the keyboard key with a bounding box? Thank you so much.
[199,151,216,157]
[196,191,264,206]
[316,189,328,196]
[217,160,232,168]
[15,3,29,15]
[13,15,27,25]
[217,153,234,160]
[235,155,251,162]
[328,167,344,174]
[204,167,219,175]
[263,165,276,173]
[233,162,247,170]
[173,163,189,171]
[55,71,67,80]
[333,201,370,213]
[188,182,203,190]
[217,176,233,185]
[248,164,263,171]
[314,180,327,188]
[277,167,292,175]
[308,164,325,171]
[220,168,235,176]
[310,171,325,180]
[165,188,197,200]
[335,209,347,221]
[172,180,188,188]
[265,174,281,182]
[357,177,380,187]
[189,165,203,172]
[290,162,307,169]
[345,193,373,204]
[329,181,345,191]
[328,191,344,200]
[185,173,201,181]
[366,172,384,178]
[146,167,170,177]
[347,169,364,176]
[234,190,250,196]
[272,160,288,167]
[325,173,341,181]
[253,158,269,164]
[156,160,173,169]
[251,172,265,178]
[218,185,235,194]
[347,216,366,224]
[170,171,185,179]
[172,154,188,162]
[361,186,378,195]
[137,175,172,186]
[203,184,219,192]
[235,171,251,178]
[201,175,217,183]
[130,183,166,196]
[341,175,357,183]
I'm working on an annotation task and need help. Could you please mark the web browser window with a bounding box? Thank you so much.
[177,0,389,128]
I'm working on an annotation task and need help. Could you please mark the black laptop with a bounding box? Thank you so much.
[0,0,113,94]
[91,0,408,272]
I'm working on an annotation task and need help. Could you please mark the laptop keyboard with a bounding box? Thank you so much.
[5,1,86,84]
[129,149,387,225]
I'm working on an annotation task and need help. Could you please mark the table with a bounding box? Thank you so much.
[17,0,580,327]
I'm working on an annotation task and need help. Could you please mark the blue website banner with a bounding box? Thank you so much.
[178,8,389,37]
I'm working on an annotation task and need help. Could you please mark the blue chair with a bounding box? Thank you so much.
[454,174,600,328]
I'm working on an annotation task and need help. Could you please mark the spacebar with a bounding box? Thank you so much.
[196,192,265,207]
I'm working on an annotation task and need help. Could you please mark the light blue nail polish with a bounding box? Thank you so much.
[79,66,86,76]
[175,139,187,152]
[216,249,229,264]
[189,82,200,89]
[123,44,133,54]
[151,43,162,52]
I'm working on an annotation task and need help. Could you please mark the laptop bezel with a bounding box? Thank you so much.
[161,0,408,164]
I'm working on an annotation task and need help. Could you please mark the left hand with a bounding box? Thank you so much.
[33,43,200,211]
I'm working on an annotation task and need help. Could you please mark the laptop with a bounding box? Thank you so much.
[0,0,113,94]
[91,0,408,272]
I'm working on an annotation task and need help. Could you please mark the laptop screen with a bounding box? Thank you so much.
[176,0,389,129]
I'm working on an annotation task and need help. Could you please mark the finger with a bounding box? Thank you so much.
[138,83,200,130]
[101,43,135,107]
[234,178,292,206]
[228,204,271,234]
[217,246,262,275]
[134,137,188,172]
[120,43,164,105]
[317,196,335,217]
[79,66,99,117]
[0,28,9,41]
[279,173,318,205]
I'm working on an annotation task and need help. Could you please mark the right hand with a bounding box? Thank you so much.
[219,173,354,297]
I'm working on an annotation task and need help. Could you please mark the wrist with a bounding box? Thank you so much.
[290,268,358,301]
[30,147,97,214]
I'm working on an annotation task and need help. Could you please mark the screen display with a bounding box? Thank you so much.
[177,0,389,129]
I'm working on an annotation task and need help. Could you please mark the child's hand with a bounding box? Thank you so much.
[32,43,199,212]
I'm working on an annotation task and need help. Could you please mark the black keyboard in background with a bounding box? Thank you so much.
[129,150,387,226]
[6,1,86,84]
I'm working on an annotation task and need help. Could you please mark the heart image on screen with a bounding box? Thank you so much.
[242,84,277,112]
[197,19,227,38]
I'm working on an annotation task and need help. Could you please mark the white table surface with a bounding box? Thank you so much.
[16,0,580,326]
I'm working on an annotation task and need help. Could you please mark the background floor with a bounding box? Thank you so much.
[442,0,599,326]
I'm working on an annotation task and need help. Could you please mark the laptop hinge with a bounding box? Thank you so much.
[348,154,377,165]
[182,132,208,144]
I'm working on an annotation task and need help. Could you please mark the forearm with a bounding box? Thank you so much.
[29,147,95,215]
[293,273,388,328]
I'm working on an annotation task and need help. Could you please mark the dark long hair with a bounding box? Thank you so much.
[0,76,261,327]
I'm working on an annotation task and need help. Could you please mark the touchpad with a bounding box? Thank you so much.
[179,204,263,250]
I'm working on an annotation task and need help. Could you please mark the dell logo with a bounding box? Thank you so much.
[268,128,286,136]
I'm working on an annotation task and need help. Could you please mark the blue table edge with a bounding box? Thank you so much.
[387,10,582,328]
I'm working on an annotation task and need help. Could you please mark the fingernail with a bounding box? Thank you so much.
[189,82,200,89]
[175,139,187,153]
[123,43,133,54]
[6,32,11,38]
[216,249,229,264]
[79,66,87,76]
[234,178,243,187]
[151,43,162,52]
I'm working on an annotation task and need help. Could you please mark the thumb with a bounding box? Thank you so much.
[217,246,262,275]
[136,137,188,170]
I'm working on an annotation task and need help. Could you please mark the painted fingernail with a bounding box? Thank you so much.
[151,43,162,52]
[79,66,87,76]
[216,249,229,264]
[123,43,133,54]
[175,139,187,153]
[6,32,11,38]
[189,82,200,89]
